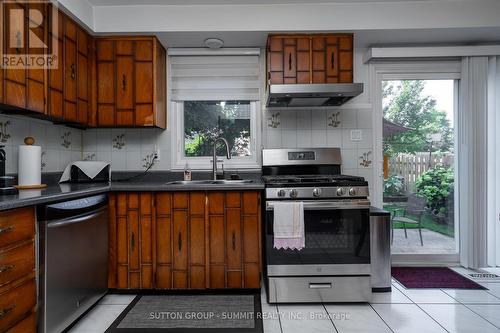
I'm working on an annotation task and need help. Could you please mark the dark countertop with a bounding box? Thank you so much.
[0,171,265,211]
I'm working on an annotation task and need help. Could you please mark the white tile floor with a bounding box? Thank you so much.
[70,267,500,333]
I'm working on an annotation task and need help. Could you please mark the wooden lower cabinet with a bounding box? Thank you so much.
[109,191,261,290]
[0,207,37,332]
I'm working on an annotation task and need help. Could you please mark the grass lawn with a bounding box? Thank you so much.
[383,204,455,238]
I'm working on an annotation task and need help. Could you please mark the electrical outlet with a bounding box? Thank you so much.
[350,130,362,141]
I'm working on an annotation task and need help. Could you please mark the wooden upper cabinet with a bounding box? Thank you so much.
[267,34,353,85]
[95,36,166,128]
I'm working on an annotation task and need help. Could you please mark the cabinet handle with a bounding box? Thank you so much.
[331,52,335,69]
[178,232,182,252]
[122,74,127,91]
[232,232,236,251]
[0,304,15,319]
[0,225,13,234]
[0,264,15,274]
[71,63,76,80]
[131,232,135,250]
[288,52,292,71]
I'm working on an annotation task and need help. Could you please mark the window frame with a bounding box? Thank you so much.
[170,100,261,170]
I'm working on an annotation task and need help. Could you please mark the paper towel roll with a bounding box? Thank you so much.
[18,145,41,186]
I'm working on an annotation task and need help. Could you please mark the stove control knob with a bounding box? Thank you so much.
[336,187,346,196]
[289,189,298,198]
[277,189,286,198]
[349,188,357,196]
[312,188,322,197]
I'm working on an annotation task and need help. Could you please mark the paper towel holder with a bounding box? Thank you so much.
[15,136,47,190]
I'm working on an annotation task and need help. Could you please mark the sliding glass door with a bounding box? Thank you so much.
[382,79,459,260]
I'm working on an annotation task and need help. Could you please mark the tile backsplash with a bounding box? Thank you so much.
[0,105,374,193]
[82,128,171,171]
[0,114,83,174]
[264,108,374,191]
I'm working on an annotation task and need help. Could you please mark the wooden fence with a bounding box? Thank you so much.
[388,153,454,192]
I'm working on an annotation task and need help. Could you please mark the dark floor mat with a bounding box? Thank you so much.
[105,292,263,333]
[392,267,487,289]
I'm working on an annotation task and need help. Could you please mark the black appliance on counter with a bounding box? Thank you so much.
[0,145,17,195]
[262,148,372,303]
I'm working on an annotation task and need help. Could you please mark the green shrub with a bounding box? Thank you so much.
[416,166,454,215]
[384,175,405,196]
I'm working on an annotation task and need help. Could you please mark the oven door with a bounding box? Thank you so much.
[265,200,370,276]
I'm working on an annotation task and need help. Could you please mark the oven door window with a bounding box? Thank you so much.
[266,208,370,265]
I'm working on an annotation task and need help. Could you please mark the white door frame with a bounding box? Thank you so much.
[369,60,462,265]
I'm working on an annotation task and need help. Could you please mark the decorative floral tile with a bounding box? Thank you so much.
[0,121,11,143]
[328,112,341,128]
[359,150,373,168]
[60,131,71,149]
[267,112,281,128]
[142,152,158,170]
[112,134,126,150]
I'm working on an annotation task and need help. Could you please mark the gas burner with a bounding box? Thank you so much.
[262,174,368,187]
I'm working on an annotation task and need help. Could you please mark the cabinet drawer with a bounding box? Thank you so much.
[0,279,36,332]
[0,208,35,248]
[5,311,36,333]
[0,242,35,287]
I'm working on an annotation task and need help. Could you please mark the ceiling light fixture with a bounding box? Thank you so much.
[204,38,224,49]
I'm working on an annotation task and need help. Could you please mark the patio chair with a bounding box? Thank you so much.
[391,194,427,246]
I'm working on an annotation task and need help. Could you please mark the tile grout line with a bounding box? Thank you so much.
[368,303,395,333]
[321,303,339,333]
[460,303,500,330]
[413,302,451,333]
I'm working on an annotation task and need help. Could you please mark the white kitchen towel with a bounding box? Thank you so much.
[59,161,110,183]
[273,201,305,250]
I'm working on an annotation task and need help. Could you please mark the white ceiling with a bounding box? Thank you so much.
[87,0,455,5]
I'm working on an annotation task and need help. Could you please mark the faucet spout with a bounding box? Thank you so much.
[212,138,231,180]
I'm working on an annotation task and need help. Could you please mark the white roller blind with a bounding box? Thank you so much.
[170,55,260,101]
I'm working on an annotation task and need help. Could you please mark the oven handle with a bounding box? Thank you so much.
[266,200,370,211]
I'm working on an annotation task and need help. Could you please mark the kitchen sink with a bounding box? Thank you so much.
[165,179,254,185]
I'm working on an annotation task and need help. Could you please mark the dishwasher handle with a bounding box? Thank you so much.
[47,206,107,229]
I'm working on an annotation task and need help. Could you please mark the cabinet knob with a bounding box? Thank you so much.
[232,232,236,251]
[288,52,292,71]
[178,232,182,251]
[70,63,76,80]
[331,52,335,69]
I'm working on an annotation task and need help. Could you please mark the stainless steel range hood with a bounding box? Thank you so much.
[266,83,363,108]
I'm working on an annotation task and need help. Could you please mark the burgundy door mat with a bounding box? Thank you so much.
[392,267,487,289]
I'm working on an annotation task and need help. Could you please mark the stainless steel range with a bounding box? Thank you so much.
[262,148,373,303]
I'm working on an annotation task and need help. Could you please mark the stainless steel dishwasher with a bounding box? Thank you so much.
[38,194,108,333]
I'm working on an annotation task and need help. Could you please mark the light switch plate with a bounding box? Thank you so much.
[350,130,362,141]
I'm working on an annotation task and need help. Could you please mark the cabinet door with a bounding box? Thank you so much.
[172,193,188,288]
[26,2,47,114]
[114,193,154,289]
[48,30,63,119]
[226,192,242,288]
[96,40,115,126]
[134,39,155,126]
[242,192,261,288]
[283,38,297,83]
[4,2,27,109]
[77,28,90,125]
[296,38,311,84]
[155,193,172,289]
[338,36,354,83]
[207,192,225,288]
[63,28,77,121]
[267,37,284,84]
[116,54,134,126]
[189,192,206,289]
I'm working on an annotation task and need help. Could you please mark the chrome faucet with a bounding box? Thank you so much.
[212,138,231,180]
